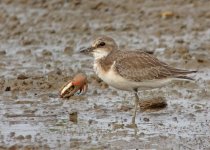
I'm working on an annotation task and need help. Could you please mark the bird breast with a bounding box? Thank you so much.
[93,60,135,91]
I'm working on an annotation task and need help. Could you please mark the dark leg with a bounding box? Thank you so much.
[132,90,140,125]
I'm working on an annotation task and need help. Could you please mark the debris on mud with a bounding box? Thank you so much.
[69,111,78,123]
[139,97,167,112]
[112,123,124,130]
[17,74,29,80]
[161,11,175,19]
[117,105,133,112]
[0,0,210,149]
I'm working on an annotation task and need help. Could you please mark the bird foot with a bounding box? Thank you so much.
[126,116,137,128]
[126,122,137,129]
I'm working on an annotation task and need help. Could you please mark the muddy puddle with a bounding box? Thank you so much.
[0,0,210,149]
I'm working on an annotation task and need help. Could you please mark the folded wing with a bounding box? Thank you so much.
[115,51,196,82]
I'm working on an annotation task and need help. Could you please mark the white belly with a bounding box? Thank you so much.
[94,62,174,91]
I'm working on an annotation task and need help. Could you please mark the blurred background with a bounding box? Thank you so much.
[0,0,210,149]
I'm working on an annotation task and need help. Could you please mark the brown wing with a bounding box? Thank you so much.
[114,51,195,82]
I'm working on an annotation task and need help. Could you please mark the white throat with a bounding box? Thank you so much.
[93,48,109,60]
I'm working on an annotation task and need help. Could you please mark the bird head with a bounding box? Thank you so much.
[80,36,118,59]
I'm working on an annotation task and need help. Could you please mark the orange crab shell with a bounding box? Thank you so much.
[60,73,88,98]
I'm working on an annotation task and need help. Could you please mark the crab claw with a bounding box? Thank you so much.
[60,73,88,98]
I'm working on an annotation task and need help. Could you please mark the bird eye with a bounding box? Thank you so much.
[99,42,105,47]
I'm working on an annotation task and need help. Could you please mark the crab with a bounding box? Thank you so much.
[60,73,88,98]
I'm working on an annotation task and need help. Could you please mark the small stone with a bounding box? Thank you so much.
[177,47,189,54]
[16,135,25,140]
[46,64,51,69]
[5,86,11,91]
[111,91,118,96]
[10,132,15,137]
[91,2,106,10]
[112,123,124,130]
[42,49,52,56]
[17,74,29,80]
[92,90,98,95]
[88,119,93,125]
[139,97,167,112]
[8,144,18,150]
[194,104,203,110]
[161,11,174,19]
[64,46,73,55]
[118,105,132,112]
[21,38,34,46]
[69,112,78,123]
[176,39,184,44]
[172,117,178,122]
[0,50,6,55]
[143,117,150,122]
[25,134,32,139]
[72,0,81,6]
[197,59,204,63]
[100,82,108,89]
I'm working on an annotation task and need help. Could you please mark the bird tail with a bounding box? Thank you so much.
[167,67,197,81]
[175,75,195,81]
[169,68,197,75]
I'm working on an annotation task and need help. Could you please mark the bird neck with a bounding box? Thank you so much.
[93,48,110,60]
[94,51,116,72]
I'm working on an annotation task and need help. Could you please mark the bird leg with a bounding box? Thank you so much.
[132,91,140,125]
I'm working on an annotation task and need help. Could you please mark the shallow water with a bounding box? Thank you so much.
[0,0,210,149]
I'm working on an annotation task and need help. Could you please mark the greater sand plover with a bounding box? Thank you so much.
[80,36,196,124]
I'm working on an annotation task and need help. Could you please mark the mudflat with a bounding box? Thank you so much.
[0,0,210,149]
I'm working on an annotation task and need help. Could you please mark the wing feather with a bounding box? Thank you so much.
[114,51,175,82]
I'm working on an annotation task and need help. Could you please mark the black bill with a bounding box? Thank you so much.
[80,47,94,54]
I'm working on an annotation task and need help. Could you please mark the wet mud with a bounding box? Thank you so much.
[0,0,210,149]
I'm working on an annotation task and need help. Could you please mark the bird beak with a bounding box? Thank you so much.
[80,47,94,54]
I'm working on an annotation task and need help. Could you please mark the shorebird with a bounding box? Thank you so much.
[80,36,196,124]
